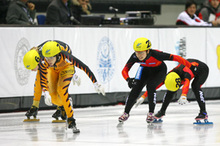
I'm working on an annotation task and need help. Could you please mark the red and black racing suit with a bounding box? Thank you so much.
[122,49,194,114]
[159,59,209,114]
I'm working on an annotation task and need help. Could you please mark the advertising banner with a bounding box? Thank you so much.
[0,27,219,98]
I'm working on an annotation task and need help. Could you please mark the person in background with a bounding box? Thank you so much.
[197,0,220,26]
[0,0,10,24]
[135,59,210,123]
[118,37,197,124]
[176,0,220,26]
[71,0,91,24]
[46,0,73,25]
[82,0,92,14]
[6,0,36,25]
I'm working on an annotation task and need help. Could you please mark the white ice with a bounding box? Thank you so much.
[0,100,220,146]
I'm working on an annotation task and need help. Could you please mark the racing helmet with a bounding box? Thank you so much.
[42,41,61,57]
[133,37,152,51]
[23,49,40,70]
[164,72,181,92]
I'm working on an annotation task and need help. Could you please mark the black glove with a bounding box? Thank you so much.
[190,65,197,75]
[126,78,138,88]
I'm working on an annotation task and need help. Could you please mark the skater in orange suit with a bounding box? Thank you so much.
[39,41,104,133]
[23,40,81,122]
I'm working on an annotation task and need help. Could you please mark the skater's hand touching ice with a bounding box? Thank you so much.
[43,91,52,106]
[72,73,81,86]
[134,96,145,108]
[178,96,188,105]
[94,82,105,96]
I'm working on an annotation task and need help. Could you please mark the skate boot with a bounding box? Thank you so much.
[52,106,66,123]
[146,112,155,124]
[67,117,80,133]
[60,106,67,120]
[153,111,164,123]
[24,106,39,122]
[194,111,213,125]
[118,112,129,123]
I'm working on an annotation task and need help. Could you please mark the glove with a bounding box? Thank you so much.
[134,96,145,108]
[43,91,52,106]
[94,82,105,96]
[72,73,81,86]
[178,96,188,105]
[126,78,137,88]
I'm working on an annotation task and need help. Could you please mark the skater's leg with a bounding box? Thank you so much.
[160,91,176,113]
[119,81,145,122]
[57,65,79,132]
[146,64,167,123]
[192,64,209,120]
[191,67,209,115]
[124,80,146,114]
[147,63,167,113]
[154,91,176,119]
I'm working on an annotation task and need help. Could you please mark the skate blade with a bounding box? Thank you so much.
[72,127,80,133]
[193,120,213,125]
[153,119,163,123]
[52,120,66,123]
[23,119,40,122]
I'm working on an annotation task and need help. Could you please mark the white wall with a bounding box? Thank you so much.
[0,27,220,98]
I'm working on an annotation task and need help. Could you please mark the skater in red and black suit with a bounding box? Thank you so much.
[153,59,210,122]
[118,37,197,123]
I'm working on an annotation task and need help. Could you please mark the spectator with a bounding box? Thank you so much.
[176,0,220,26]
[82,0,92,14]
[46,0,72,25]
[6,0,36,25]
[71,0,91,24]
[0,0,10,24]
[197,0,220,26]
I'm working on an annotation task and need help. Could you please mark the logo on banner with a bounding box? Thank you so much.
[97,36,116,84]
[14,38,31,85]
[175,37,186,58]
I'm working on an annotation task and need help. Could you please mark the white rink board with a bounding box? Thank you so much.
[0,27,220,98]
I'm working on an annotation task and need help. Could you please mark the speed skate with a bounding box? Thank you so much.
[23,106,40,122]
[23,117,40,122]
[193,119,213,125]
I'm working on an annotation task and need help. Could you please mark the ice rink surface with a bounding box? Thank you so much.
[0,100,220,146]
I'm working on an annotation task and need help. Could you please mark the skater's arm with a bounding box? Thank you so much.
[38,59,49,91]
[122,53,137,80]
[62,52,97,83]
[154,51,196,71]
[181,78,190,96]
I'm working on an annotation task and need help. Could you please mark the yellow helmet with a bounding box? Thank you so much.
[164,72,181,92]
[23,49,40,70]
[42,41,61,57]
[133,37,152,51]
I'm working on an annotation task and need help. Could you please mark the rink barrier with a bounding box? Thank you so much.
[0,26,220,112]
[0,88,220,112]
